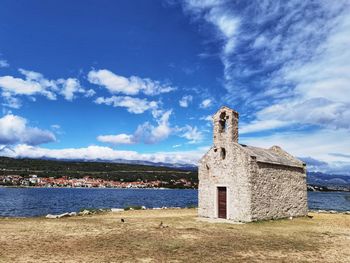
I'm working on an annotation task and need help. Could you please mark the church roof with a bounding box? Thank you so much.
[240,144,305,168]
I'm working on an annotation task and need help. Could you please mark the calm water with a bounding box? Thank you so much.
[0,187,349,217]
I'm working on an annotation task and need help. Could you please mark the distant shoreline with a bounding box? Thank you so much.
[0,185,176,190]
[307,184,350,192]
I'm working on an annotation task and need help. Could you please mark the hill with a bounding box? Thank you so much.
[307,171,350,191]
[0,156,198,185]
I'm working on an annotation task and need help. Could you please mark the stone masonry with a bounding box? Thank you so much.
[198,106,308,222]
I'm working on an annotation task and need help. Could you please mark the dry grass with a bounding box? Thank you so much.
[0,209,349,262]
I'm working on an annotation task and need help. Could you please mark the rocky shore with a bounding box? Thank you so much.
[44,206,183,219]
[44,207,350,219]
[310,209,350,215]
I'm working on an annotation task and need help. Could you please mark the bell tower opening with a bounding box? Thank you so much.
[219,111,227,133]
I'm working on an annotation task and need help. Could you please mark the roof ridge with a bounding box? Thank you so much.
[239,143,304,168]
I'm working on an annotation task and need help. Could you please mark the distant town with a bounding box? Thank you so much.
[1,157,349,191]
[0,157,198,189]
[0,174,197,189]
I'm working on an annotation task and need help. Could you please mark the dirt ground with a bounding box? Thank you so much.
[0,209,349,263]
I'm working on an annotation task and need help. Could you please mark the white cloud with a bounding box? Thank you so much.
[88,69,175,96]
[206,8,239,55]
[50,124,64,135]
[178,125,204,144]
[179,95,193,107]
[0,144,207,165]
[134,110,173,144]
[57,78,85,101]
[181,1,239,92]
[94,96,158,114]
[84,89,96,97]
[240,119,291,134]
[0,114,55,145]
[245,4,350,131]
[200,115,212,121]
[199,98,212,108]
[98,111,205,146]
[98,110,173,145]
[97,134,135,145]
[0,60,9,68]
[180,1,350,131]
[0,75,50,96]
[182,0,239,51]
[17,69,57,99]
[1,92,22,109]
[0,69,93,107]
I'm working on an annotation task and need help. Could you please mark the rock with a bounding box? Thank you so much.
[46,214,58,219]
[79,210,91,216]
[157,221,169,228]
[111,208,124,213]
[46,212,75,219]
[57,213,70,218]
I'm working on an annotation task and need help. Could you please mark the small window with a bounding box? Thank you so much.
[220,148,226,160]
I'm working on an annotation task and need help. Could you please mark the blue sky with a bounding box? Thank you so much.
[0,0,350,174]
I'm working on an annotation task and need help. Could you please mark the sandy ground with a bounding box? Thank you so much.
[0,209,349,263]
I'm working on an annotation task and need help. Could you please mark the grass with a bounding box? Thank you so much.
[0,209,349,262]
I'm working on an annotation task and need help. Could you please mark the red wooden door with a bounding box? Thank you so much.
[218,187,227,219]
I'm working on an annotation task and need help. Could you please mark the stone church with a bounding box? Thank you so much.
[198,106,308,222]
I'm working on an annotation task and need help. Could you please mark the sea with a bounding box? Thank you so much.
[0,188,349,217]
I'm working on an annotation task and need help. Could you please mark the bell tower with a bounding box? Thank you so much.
[213,106,239,147]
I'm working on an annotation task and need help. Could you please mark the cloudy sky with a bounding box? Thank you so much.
[0,0,349,174]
